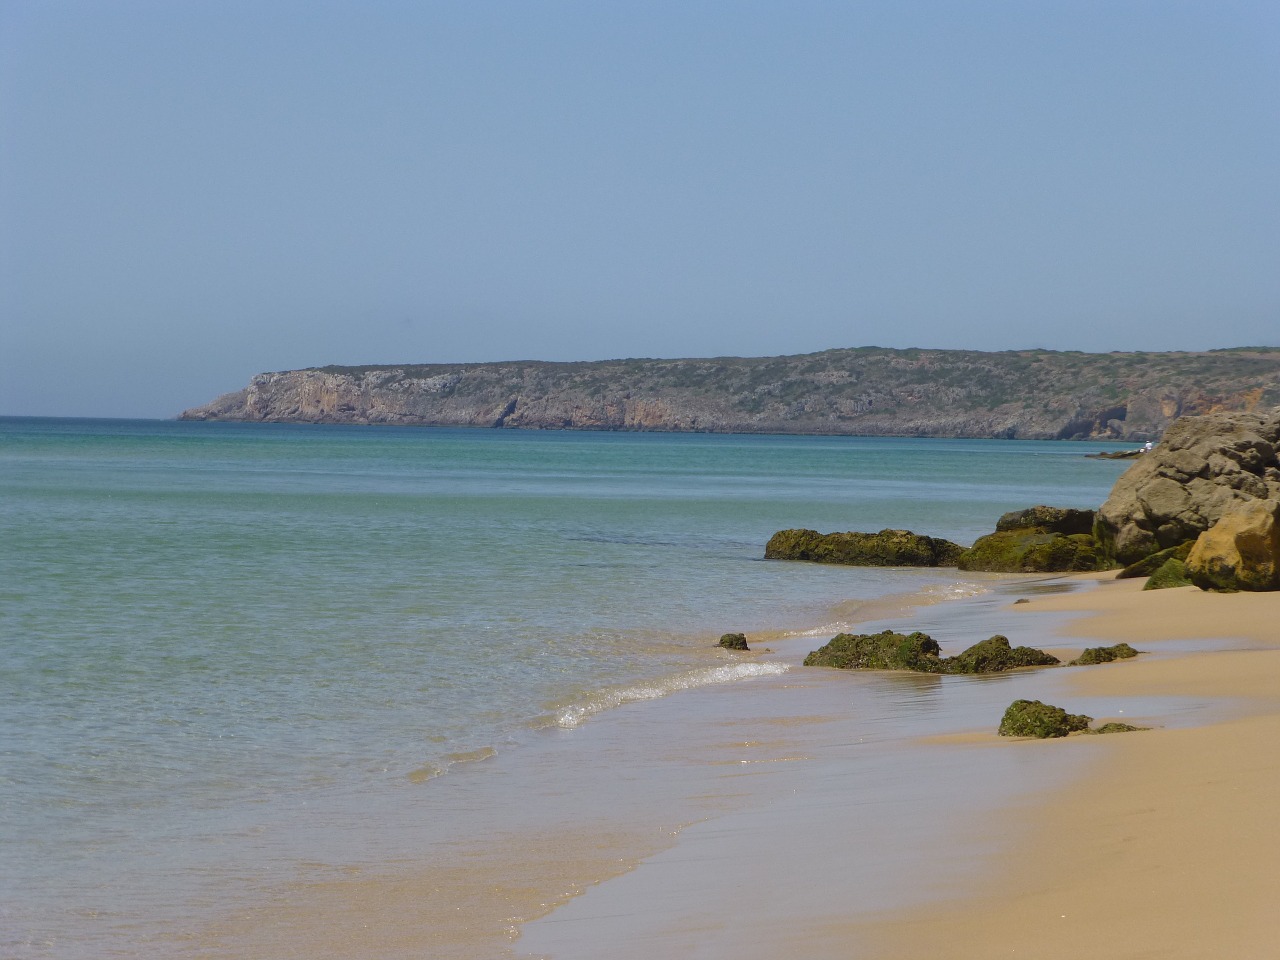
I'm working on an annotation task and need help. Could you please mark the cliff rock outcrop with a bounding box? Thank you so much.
[1094,409,1280,565]
[180,347,1280,441]
[1184,499,1280,592]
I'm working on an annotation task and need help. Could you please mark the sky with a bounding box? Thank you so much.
[2,1,1278,418]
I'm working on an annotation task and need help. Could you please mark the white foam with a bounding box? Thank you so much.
[553,662,790,728]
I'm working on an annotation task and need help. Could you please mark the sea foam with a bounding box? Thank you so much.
[551,662,790,729]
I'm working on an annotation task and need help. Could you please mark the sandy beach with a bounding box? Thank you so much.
[188,572,1280,960]
[861,575,1280,959]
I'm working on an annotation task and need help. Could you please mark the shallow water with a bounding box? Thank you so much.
[0,418,1136,957]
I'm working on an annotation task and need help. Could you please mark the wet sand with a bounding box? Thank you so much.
[861,576,1280,959]
[194,575,1279,960]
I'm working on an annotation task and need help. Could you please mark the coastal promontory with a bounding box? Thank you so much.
[180,346,1280,441]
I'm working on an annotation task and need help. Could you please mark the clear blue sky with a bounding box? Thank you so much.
[2,1,1277,418]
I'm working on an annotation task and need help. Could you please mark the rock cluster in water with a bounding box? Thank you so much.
[803,631,1060,674]
[766,405,1280,591]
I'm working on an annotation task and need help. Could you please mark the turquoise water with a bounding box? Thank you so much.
[0,418,1131,956]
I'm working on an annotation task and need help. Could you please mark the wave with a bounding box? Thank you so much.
[546,661,790,729]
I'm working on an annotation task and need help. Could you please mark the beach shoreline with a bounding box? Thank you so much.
[858,575,1280,959]
[515,573,1280,960]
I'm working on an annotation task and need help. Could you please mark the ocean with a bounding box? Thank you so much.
[0,418,1133,958]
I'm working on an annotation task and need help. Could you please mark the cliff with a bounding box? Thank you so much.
[179,346,1280,441]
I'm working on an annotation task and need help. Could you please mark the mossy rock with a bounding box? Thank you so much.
[719,632,749,651]
[1090,722,1147,734]
[957,531,1102,573]
[1069,642,1141,666]
[805,631,1059,675]
[1143,558,1193,590]
[1116,541,1194,580]
[765,528,965,567]
[945,635,1060,673]
[995,506,1095,536]
[804,630,945,672]
[998,699,1093,738]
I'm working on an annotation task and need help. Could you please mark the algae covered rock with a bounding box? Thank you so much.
[946,635,1060,673]
[957,530,1102,573]
[719,632,749,651]
[805,631,1058,675]
[804,630,945,672]
[765,528,965,567]
[1116,541,1194,580]
[995,506,1095,536]
[1143,557,1192,590]
[1070,643,1140,665]
[1185,498,1280,592]
[998,699,1093,738]
[1091,722,1147,734]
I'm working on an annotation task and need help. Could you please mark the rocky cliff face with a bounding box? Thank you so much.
[1095,407,1280,564]
[180,347,1280,440]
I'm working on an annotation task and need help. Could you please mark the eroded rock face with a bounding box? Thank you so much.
[1095,409,1280,566]
[764,529,965,567]
[1185,499,1280,592]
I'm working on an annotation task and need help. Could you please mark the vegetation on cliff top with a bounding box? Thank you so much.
[181,346,1280,441]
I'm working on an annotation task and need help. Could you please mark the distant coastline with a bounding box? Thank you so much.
[179,346,1280,442]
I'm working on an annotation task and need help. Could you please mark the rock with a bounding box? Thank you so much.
[764,528,965,567]
[1116,542,1193,579]
[957,530,1102,573]
[995,506,1096,536]
[805,631,1058,675]
[1090,722,1147,734]
[1185,498,1280,591]
[718,632,750,651]
[1070,643,1141,665]
[1143,557,1193,590]
[998,699,1093,738]
[1095,409,1280,566]
[945,635,1060,673]
[1087,449,1144,460]
[804,630,945,672]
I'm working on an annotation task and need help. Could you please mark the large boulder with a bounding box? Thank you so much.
[959,504,1105,572]
[957,530,1102,572]
[764,528,965,567]
[1185,499,1280,591]
[1095,409,1280,566]
[995,506,1095,536]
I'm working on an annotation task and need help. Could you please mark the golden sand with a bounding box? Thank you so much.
[864,576,1280,960]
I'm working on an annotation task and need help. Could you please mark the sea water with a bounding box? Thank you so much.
[0,418,1132,957]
